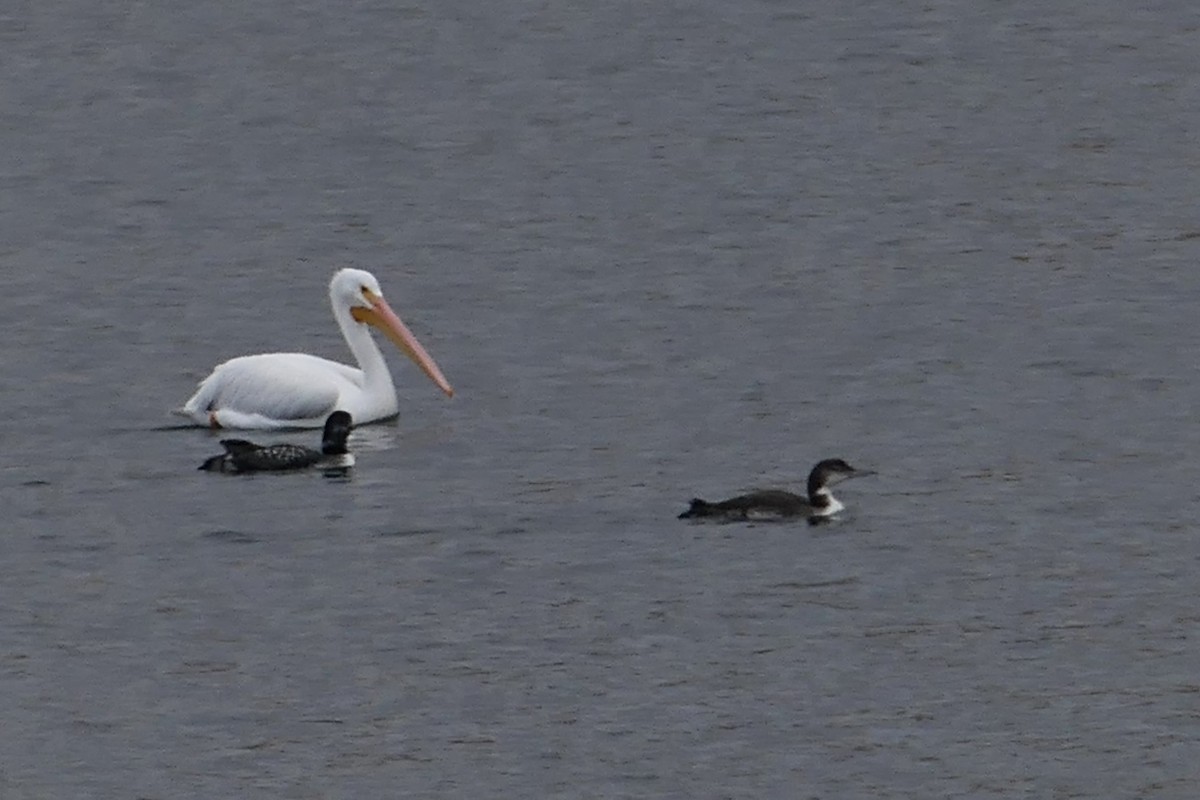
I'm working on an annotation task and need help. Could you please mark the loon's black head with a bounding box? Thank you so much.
[321,411,354,455]
[806,458,874,500]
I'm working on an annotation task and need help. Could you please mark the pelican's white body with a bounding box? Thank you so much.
[180,351,397,429]
[176,269,449,429]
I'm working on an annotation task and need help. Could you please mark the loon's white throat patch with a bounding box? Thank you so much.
[324,453,355,468]
[812,489,844,516]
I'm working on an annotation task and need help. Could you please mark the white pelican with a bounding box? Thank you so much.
[176,268,453,429]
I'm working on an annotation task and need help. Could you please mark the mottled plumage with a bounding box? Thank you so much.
[199,411,354,473]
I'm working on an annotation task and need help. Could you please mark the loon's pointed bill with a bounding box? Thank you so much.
[679,458,874,523]
[176,268,453,430]
[199,411,355,473]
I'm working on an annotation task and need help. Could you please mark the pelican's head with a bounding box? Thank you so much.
[331,268,454,397]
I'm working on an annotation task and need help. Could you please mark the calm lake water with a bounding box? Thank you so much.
[4,1,1200,797]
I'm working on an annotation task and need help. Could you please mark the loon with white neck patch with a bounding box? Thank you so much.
[199,411,354,473]
[678,459,875,523]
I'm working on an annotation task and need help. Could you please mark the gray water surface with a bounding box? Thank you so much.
[4,2,1200,797]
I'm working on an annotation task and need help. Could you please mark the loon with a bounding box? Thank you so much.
[199,411,354,473]
[678,458,874,523]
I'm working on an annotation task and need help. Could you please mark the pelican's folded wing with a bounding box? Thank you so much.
[183,353,342,425]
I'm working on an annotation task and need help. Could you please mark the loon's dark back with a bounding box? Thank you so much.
[679,490,812,520]
[198,440,323,473]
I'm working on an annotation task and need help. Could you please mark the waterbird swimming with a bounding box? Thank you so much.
[198,411,354,473]
[678,459,875,522]
[176,268,453,429]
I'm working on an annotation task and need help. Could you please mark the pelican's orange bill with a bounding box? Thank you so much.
[352,295,454,397]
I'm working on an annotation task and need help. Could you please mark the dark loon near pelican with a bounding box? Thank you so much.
[678,459,874,522]
[199,411,354,473]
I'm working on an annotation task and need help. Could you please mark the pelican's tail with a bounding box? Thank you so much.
[177,373,220,423]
